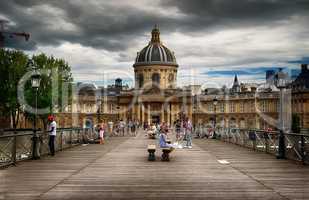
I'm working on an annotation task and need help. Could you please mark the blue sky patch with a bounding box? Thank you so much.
[205,67,284,77]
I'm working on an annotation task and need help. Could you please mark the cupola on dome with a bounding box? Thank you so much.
[134,25,178,67]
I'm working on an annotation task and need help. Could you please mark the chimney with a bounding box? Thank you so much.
[301,64,308,73]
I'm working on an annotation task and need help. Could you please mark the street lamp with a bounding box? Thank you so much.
[116,93,120,121]
[213,96,218,139]
[30,60,41,159]
[274,68,288,159]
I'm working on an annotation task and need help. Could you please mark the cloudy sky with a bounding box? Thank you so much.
[1,0,309,88]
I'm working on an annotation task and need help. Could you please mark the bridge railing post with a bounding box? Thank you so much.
[300,135,305,165]
[11,131,17,165]
[77,128,81,144]
[264,131,270,153]
[60,130,63,151]
[69,129,73,148]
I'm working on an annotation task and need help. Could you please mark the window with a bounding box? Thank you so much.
[250,101,255,113]
[229,102,235,113]
[208,103,213,112]
[152,73,160,87]
[168,73,174,81]
[260,100,267,112]
[273,100,278,112]
[168,73,174,88]
[138,74,144,88]
[219,103,225,113]
[240,102,244,113]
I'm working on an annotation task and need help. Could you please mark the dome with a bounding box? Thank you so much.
[133,25,178,67]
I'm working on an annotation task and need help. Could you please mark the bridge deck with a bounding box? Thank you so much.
[1,132,309,200]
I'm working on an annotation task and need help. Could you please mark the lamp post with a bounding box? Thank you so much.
[274,68,288,159]
[97,98,102,124]
[193,95,197,130]
[30,60,41,160]
[116,94,120,121]
[213,96,218,139]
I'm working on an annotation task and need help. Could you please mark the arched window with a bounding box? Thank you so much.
[168,73,174,82]
[138,74,144,88]
[152,73,160,87]
[168,73,174,88]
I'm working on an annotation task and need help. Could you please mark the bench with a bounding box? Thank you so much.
[147,144,156,161]
[161,148,173,161]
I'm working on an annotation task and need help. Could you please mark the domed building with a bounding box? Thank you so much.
[66,25,193,128]
[122,25,192,125]
[66,25,289,131]
[134,25,178,90]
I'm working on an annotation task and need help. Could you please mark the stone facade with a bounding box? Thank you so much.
[2,27,309,133]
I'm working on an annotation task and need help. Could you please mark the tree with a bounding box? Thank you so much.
[24,53,73,130]
[0,49,28,129]
[0,49,73,129]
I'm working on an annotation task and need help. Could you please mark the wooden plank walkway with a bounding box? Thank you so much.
[1,131,309,200]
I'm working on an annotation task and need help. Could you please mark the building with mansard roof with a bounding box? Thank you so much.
[13,26,306,134]
[291,64,309,133]
[2,26,309,133]
[63,26,284,131]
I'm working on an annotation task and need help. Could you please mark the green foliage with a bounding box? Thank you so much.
[0,49,73,128]
[0,49,28,128]
[24,53,73,128]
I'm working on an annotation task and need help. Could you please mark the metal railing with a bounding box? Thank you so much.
[214,128,309,164]
[0,128,95,168]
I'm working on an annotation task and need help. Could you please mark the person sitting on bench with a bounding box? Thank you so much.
[159,124,174,150]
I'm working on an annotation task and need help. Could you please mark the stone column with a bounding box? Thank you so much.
[167,103,171,126]
[171,103,175,124]
[137,103,141,123]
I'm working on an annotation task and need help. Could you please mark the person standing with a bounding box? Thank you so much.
[119,119,125,136]
[128,120,133,136]
[107,120,113,137]
[175,119,181,143]
[99,123,105,144]
[184,117,193,149]
[48,115,57,156]
[131,120,136,136]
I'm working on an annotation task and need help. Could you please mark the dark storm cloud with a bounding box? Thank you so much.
[162,0,309,31]
[0,0,178,51]
[1,0,308,52]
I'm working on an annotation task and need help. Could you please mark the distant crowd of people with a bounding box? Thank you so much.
[145,117,193,149]
[94,119,141,142]
[45,115,218,158]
